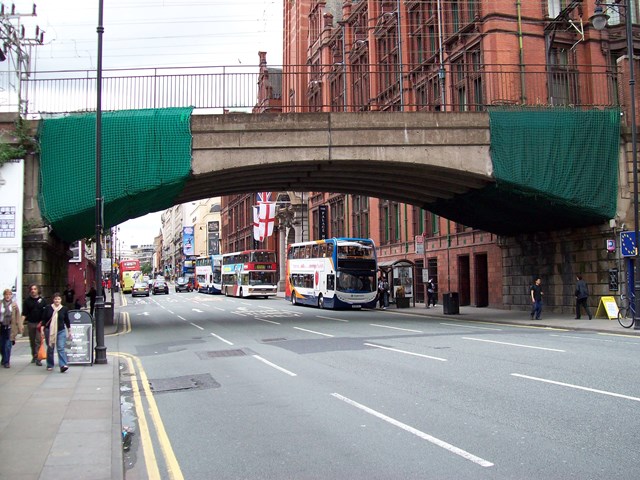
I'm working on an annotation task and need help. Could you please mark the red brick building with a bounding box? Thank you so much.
[223,1,638,309]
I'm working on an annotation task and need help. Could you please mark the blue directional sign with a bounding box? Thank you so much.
[620,231,637,257]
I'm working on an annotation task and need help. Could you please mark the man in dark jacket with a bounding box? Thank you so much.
[21,284,46,366]
[575,275,592,320]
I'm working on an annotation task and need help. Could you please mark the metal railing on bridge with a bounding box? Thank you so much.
[20,63,620,117]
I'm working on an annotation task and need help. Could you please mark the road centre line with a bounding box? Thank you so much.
[210,332,233,345]
[463,337,565,352]
[511,373,640,402]
[177,315,186,321]
[190,322,204,331]
[364,343,447,362]
[316,315,349,322]
[252,355,297,376]
[440,322,502,331]
[331,393,493,467]
[256,318,280,325]
[294,326,334,337]
[167,310,174,314]
[370,323,423,333]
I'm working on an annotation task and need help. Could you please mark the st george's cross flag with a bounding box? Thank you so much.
[253,192,276,242]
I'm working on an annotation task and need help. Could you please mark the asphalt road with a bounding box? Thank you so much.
[110,291,640,480]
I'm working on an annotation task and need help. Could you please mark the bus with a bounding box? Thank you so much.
[120,259,141,294]
[195,254,223,294]
[286,238,377,309]
[221,250,278,298]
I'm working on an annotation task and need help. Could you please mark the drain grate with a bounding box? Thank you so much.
[148,373,220,394]
[261,338,287,343]
[195,349,249,360]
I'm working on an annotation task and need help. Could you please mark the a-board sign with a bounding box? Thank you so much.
[66,310,94,365]
[594,296,619,320]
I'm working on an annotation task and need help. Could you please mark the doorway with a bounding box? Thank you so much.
[458,255,470,306]
[474,253,489,307]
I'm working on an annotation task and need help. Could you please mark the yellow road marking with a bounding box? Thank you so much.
[106,312,131,337]
[118,352,185,480]
[111,353,161,480]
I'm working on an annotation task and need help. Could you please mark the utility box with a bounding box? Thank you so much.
[442,292,460,314]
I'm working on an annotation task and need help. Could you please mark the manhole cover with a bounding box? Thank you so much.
[148,373,220,394]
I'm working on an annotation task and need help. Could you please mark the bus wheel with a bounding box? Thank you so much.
[291,291,297,305]
[318,295,325,309]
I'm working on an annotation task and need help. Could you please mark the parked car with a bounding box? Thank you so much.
[175,277,192,293]
[152,280,169,295]
[131,281,150,297]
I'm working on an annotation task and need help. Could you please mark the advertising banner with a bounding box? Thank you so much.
[318,205,328,240]
[0,159,24,303]
[183,226,195,256]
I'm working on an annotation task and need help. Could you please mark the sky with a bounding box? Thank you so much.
[4,0,283,247]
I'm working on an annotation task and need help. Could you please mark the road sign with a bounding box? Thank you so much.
[620,231,637,257]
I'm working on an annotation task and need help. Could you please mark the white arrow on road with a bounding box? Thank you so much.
[137,312,150,316]
[192,308,204,313]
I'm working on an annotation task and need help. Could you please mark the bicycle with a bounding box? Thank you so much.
[617,294,635,328]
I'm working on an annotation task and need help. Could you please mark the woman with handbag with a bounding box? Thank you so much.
[40,292,71,373]
[1,288,22,368]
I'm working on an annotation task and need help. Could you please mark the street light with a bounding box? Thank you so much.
[94,0,107,362]
[591,0,640,329]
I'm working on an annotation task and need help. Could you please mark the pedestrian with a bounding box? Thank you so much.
[63,283,75,309]
[86,284,97,317]
[21,284,46,366]
[40,292,71,373]
[1,289,22,368]
[427,278,436,307]
[530,277,543,320]
[575,275,593,320]
[378,273,389,309]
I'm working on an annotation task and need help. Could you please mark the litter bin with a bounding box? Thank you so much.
[442,292,459,314]
[97,301,114,326]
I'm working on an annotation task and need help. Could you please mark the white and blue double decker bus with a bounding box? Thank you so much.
[286,238,377,309]
[195,254,223,294]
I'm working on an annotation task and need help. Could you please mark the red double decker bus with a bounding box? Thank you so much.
[120,259,141,294]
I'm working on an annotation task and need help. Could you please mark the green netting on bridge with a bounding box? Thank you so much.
[38,107,193,242]
[429,107,620,235]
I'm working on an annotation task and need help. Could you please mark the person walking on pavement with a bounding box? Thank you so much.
[86,284,97,318]
[40,293,71,373]
[530,277,543,320]
[1,289,22,368]
[575,275,593,320]
[63,284,75,310]
[378,273,390,309]
[427,279,436,307]
[21,284,46,366]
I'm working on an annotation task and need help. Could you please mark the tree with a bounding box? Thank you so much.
[141,263,152,275]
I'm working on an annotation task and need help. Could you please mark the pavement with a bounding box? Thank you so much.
[1,294,637,480]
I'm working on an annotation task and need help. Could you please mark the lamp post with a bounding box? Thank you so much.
[94,0,107,363]
[592,0,640,328]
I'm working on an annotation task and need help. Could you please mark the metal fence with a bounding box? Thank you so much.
[20,63,621,117]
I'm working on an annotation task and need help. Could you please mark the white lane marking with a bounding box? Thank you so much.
[137,312,150,316]
[440,322,502,331]
[331,393,493,468]
[190,322,204,331]
[167,310,174,315]
[597,332,640,340]
[256,318,280,325]
[550,334,618,343]
[210,332,233,346]
[364,343,447,362]
[252,355,297,377]
[212,306,226,312]
[463,337,565,352]
[241,302,253,306]
[370,323,423,333]
[293,326,334,337]
[316,315,349,323]
[192,308,204,313]
[177,315,186,321]
[511,373,640,402]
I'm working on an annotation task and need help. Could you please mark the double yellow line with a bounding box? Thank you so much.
[111,352,184,480]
